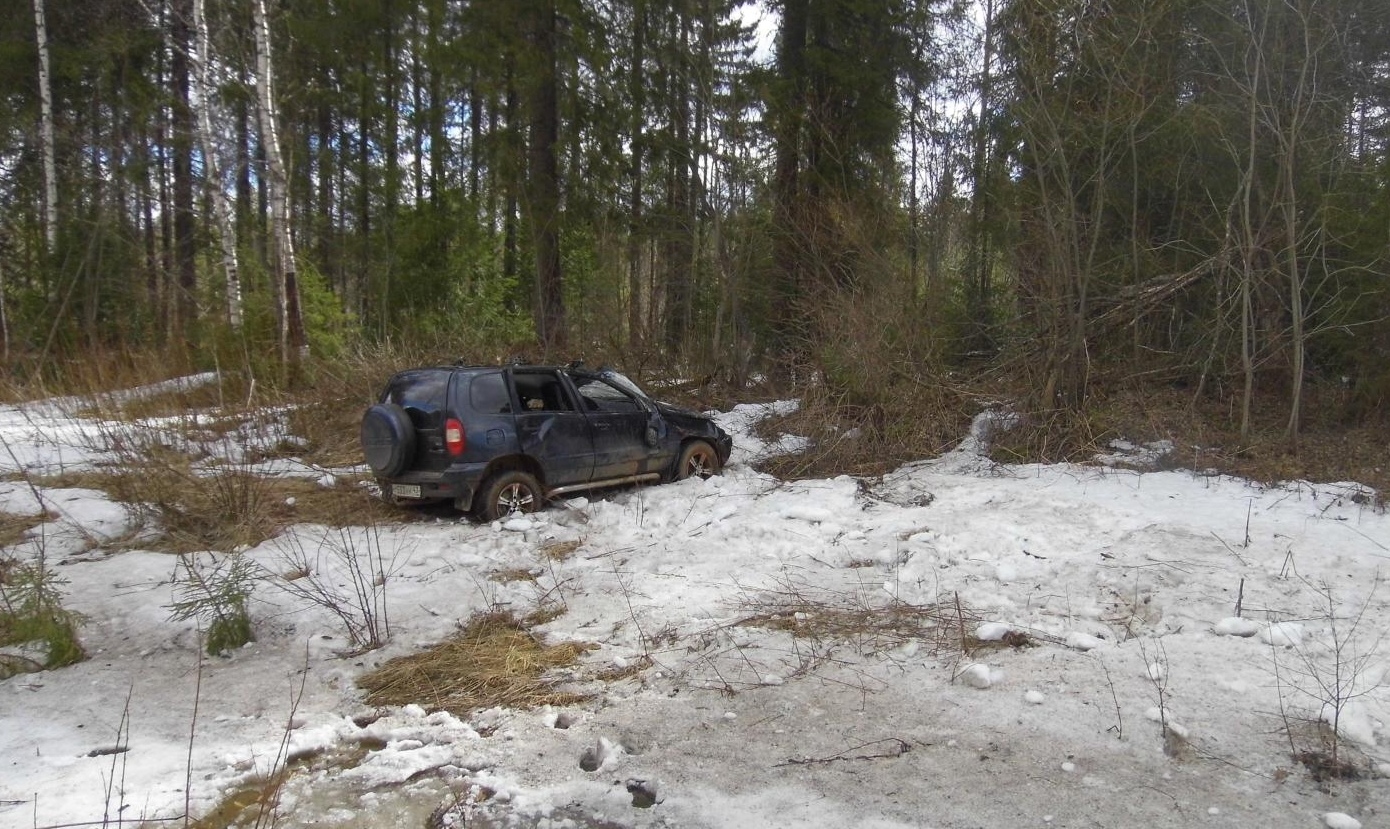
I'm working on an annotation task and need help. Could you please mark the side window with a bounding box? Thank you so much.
[573,377,642,413]
[469,372,512,414]
[512,371,574,412]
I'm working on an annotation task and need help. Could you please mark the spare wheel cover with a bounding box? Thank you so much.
[361,403,416,476]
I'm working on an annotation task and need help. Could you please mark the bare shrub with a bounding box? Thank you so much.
[757,285,976,480]
[273,523,401,650]
[1269,578,1383,781]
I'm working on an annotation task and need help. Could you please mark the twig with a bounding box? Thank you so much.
[775,738,911,767]
[1210,531,1250,567]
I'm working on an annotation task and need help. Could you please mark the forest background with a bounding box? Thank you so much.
[2,0,1388,489]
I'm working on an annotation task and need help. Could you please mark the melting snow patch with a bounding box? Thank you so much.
[960,664,990,689]
[1093,439,1175,471]
[1260,622,1305,647]
[1065,632,1106,652]
[1213,617,1260,637]
[1322,700,1380,747]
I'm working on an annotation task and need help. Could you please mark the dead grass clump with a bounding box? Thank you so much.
[1295,750,1365,783]
[738,581,981,656]
[273,477,404,527]
[540,539,582,561]
[0,512,48,549]
[491,568,540,584]
[964,629,1039,654]
[358,611,594,716]
[33,464,399,552]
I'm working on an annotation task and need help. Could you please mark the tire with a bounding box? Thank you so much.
[675,440,721,480]
[361,403,416,477]
[477,470,544,522]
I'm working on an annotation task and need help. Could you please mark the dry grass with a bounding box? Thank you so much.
[490,567,540,584]
[0,512,48,549]
[738,580,983,657]
[31,463,398,554]
[757,381,970,481]
[991,382,1390,499]
[358,611,595,716]
[539,539,583,561]
[759,356,1387,500]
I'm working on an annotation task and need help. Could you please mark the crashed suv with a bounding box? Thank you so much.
[360,363,733,521]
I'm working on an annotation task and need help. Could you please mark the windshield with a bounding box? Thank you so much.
[599,370,650,402]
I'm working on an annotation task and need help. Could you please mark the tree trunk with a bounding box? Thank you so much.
[524,0,566,354]
[663,2,693,356]
[33,0,58,253]
[964,0,996,352]
[252,0,306,365]
[191,0,243,330]
[770,0,809,369]
[627,0,647,349]
[172,0,197,345]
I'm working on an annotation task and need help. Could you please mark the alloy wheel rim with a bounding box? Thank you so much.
[499,483,534,514]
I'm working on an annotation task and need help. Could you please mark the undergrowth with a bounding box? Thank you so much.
[0,560,86,669]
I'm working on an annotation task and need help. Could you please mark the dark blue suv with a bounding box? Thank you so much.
[360,363,733,521]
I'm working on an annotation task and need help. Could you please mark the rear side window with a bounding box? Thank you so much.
[469,371,512,414]
[384,370,449,411]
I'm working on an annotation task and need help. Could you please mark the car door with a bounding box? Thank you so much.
[509,369,594,486]
[565,372,660,479]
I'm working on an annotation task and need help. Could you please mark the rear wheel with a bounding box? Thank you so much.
[361,404,416,477]
[477,470,544,522]
[675,440,720,480]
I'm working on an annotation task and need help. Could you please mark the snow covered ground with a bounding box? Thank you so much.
[2,385,1389,829]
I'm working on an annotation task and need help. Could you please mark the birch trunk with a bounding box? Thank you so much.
[192,0,243,329]
[252,0,306,364]
[34,0,58,251]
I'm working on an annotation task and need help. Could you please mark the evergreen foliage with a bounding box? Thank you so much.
[0,0,1385,436]
[167,553,258,656]
[0,562,86,668]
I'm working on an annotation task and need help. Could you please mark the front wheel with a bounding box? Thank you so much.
[675,440,721,480]
[476,470,544,522]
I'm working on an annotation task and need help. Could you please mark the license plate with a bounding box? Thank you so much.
[392,484,422,499]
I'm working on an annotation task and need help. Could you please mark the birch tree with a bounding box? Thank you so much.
[192,0,242,330]
[33,0,57,252]
[252,0,306,363]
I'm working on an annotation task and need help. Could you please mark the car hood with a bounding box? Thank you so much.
[655,401,723,434]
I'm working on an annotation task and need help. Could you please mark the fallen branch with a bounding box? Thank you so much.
[776,737,911,768]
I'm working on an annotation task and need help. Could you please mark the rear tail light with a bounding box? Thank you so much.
[445,418,466,456]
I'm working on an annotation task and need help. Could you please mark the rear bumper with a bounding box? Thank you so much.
[379,464,489,509]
